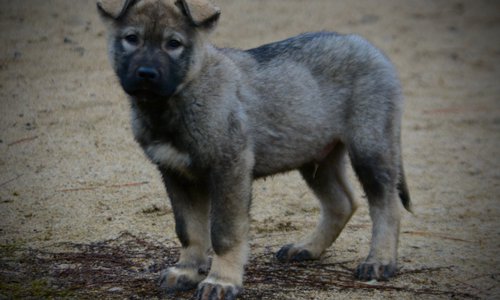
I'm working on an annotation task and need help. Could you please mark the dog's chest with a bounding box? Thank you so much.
[145,142,192,175]
[131,108,193,177]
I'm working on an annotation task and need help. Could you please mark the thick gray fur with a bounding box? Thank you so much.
[98,1,410,299]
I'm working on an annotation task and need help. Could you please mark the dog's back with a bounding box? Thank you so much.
[219,32,403,178]
[228,31,398,90]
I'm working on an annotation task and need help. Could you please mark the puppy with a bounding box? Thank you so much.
[97,0,411,299]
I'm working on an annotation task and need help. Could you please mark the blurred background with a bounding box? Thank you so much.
[0,0,499,298]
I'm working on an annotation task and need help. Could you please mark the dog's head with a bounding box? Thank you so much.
[97,0,220,100]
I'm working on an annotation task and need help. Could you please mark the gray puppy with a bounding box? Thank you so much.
[97,0,411,299]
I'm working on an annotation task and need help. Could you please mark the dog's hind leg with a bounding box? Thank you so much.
[348,138,402,281]
[276,142,358,262]
[159,172,211,293]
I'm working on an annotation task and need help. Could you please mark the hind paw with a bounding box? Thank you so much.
[355,261,397,281]
[276,244,316,262]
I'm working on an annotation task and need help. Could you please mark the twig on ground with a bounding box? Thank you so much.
[7,135,38,146]
[403,230,473,243]
[399,266,453,275]
[107,181,149,188]
[57,186,100,192]
[0,174,23,187]
[57,181,149,192]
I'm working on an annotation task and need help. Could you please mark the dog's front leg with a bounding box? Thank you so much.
[159,172,211,293]
[196,150,253,300]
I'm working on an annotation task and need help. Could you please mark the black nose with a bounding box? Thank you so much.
[136,66,160,81]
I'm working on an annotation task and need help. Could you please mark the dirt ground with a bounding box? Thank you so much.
[0,0,499,299]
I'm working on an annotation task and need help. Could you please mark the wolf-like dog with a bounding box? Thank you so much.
[97,0,411,299]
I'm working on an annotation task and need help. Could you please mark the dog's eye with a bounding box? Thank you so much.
[166,39,182,50]
[124,34,140,46]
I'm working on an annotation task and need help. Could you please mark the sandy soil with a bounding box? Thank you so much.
[0,0,499,299]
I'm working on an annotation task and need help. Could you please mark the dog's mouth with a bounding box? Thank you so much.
[124,86,174,102]
[127,89,163,99]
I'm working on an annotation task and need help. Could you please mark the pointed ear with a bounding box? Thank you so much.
[175,0,220,29]
[97,0,137,20]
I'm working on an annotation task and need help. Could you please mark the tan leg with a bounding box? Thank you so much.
[349,141,402,281]
[159,174,211,292]
[356,187,401,280]
[195,149,254,300]
[277,143,358,261]
[196,240,249,299]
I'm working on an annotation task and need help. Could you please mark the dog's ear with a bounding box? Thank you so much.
[97,0,136,19]
[175,0,220,29]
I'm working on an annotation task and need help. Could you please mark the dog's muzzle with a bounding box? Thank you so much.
[121,65,175,99]
[136,66,160,82]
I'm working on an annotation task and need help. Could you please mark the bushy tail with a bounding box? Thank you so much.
[398,163,412,212]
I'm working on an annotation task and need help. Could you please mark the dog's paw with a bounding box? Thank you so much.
[195,278,241,300]
[276,243,315,262]
[355,261,397,281]
[159,265,208,293]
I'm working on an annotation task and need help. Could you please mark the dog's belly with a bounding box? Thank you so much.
[246,93,343,177]
[251,128,339,177]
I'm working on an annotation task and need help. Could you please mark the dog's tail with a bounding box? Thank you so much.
[398,163,412,212]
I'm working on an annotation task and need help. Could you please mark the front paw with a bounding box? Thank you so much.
[159,264,208,293]
[355,261,397,281]
[195,277,242,300]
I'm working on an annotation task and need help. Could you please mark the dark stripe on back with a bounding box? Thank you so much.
[245,31,339,63]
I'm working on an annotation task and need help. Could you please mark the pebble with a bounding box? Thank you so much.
[108,287,124,292]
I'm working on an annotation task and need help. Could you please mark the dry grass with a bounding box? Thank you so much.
[0,232,476,299]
